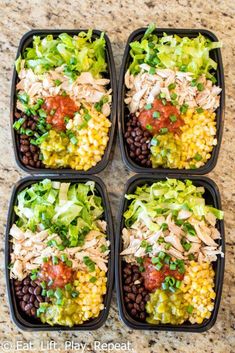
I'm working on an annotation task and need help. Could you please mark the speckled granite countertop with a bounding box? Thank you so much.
[0,0,234,352]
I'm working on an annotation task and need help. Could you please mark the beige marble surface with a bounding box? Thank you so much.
[0,0,234,352]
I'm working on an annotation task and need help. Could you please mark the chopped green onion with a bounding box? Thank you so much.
[66,260,73,267]
[164,254,171,264]
[159,92,166,99]
[65,283,72,291]
[64,116,70,124]
[159,127,168,134]
[170,93,177,100]
[194,153,202,161]
[146,244,153,253]
[176,280,182,288]
[139,266,145,272]
[52,256,59,265]
[168,83,176,90]
[89,277,97,283]
[157,236,164,244]
[56,298,63,305]
[155,262,163,271]
[17,92,29,104]
[158,251,165,260]
[149,67,156,75]
[50,109,56,116]
[71,291,79,298]
[197,83,204,91]
[161,223,168,231]
[170,263,177,270]
[183,222,196,236]
[38,109,47,118]
[140,240,148,248]
[48,280,54,287]
[161,282,169,290]
[42,289,47,296]
[30,274,37,281]
[146,124,153,131]
[137,257,144,265]
[187,305,194,314]
[41,281,47,289]
[169,114,177,122]
[180,104,189,114]
[164,242,171,250]
[61,254,68,262]
[54,288,63,299]
[150,137,159,146]
[83,256,95,272]
[152,111,160,119]
[169,286,176,292]
[145,103,152,110]
[84,113,92,122]
[13,118,25,131]
[42,257,48,263]
[188,254,195,261]
[179,65,187,72]
[54,79,62,86]
[161,98,167,105]
[191,79,197,87]
[70,135,78,145]
[47,289,54,297]
[196,107,204,114]
[100,245,108,253]
[151,257,159,265]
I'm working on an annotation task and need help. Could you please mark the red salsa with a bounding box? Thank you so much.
[138,99,184,135]
[40,260,74,288]
[142,257,184,292]
[42,95,78,131]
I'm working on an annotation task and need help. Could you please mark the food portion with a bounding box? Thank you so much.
[124,24,222,169]
[9,179,110,327]
[120,179,223,325]
[13,31,112,170]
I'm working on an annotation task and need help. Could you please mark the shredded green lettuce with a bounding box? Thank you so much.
[124,179,223,229]
[129,24,221,81]
[16,31,107,78]
[15,179,104,247]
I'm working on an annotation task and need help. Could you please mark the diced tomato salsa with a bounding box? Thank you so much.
[40,260,74,288]
[142,257,184,292]
[42,95,78,131]
[138,99,184,135]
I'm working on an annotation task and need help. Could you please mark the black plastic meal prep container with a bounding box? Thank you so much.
[115,174,225,332]
[118,28,225,174]
[11,29,117,174]
[5,174,114,331]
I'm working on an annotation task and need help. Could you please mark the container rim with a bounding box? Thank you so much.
[5,174,114,331]
[115,173,225,332]
[118,27,225,175]
[11,28,117,175]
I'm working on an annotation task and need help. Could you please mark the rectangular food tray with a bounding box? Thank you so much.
[5,174,114,331]
[118,28,225,174]
[115,174,225,332]
[11,29,117,174]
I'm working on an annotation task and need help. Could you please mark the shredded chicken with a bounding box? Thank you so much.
[10,224,110,280]
[17,64,112,117]
[125,65,221,113]
[121,214,223,263]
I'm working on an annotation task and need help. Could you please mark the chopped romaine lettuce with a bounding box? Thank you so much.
[16,31,107,78]
[129,24,221,81]
[15,179,104,247]
[124,179,223,228]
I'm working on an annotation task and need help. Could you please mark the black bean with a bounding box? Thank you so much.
[20,145,29,153]
[24,303,33,311]
[22,156,29,165]
[29,145,37,153]
[127,293,136,301]
[131,308,137,317]
[16,291,23,297]
[131,131,136,138]
[130,151,135,158]
[145,294,150,302]
[31,122,36,130]
[129,144,135,151]
[34,286,41,296]
[22,286,29,294]
[141,159,148,165]
[15,285,22,292]
[36,295,43,303]
[123,285,131,293]
[133,303,140,311]
[21,139,30,145]
[25,151,31,157]
[29,159,35,167]
[135,148,141,156]
[20,134,28,139]
[126,137,134,145]
[142,291,147,297]
[138,287,144,294]
[124,296,130,303]
[28,287,34,294]
[36,161,41,168]
[140,302,146,311]
[23,294,30,302]
[45,297,51,303]
[134,142,141,147]
[123,267,132,275]
[23,278,30,286]
[131,285,138,294]
[31,307,36,316]
[34,300,39,308]
[29,295,35,303]
[15,112,21,119]
[136,294,142,304]
[139,312,146,321]
[135,135,141,142]
[124,132,130,138]
[26,309,32,316]
[133,273,140,282]
[127,303,134,310]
